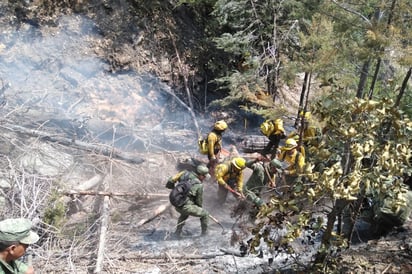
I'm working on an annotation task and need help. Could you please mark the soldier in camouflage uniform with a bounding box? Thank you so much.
[244,158,284,208]
[166,165,210,238]
[0,218,39,274]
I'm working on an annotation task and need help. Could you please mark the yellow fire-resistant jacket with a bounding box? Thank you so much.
[288,124,321,147]
[278,149,305,176]
[214,161,244,193]
[207,131,222,160]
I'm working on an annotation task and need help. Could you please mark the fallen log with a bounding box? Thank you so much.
[114,252,226,261]
[0,123,145,164]
[59,190,169,198]
[94,175,111,273]
[219,248,246,257]
[137,202,171,227]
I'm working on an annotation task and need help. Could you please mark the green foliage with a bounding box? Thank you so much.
[184,0,412,270]
[43,190,66,228]
[249,95,411,269]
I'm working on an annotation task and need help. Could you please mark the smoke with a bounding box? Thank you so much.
[0,15,194,152]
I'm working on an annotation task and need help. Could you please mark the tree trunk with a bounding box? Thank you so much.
[368,58,381,99]
[314,199,348,264]
[295,72,309,128]
[356,59,370,99]
[394,67,412,107]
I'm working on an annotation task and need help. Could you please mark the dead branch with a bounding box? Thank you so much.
[113,252,226,261]
[94,175,111,273]
[137,202,171,227]
[75,175,103,191]
[219,248,245,257]
[0,123,144,164]
[59,190,168,198]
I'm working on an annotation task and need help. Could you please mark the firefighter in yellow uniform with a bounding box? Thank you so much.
[277,138,305,185]
[260,118,286,159]
[214,157,246,204]
[288,112,322,148]
[206,120,228,172]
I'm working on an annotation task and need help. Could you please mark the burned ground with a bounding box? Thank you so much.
[0,1,411,273]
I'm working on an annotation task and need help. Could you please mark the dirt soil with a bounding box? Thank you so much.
[0,1,412,274]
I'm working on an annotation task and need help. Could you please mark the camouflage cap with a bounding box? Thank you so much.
[0,218,39,244]
[196,164,209,176]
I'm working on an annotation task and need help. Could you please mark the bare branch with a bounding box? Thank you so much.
[331,0,372,26]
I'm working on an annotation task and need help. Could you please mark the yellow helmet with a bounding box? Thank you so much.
[284,138,298,150]
[214,120,228,131]
[231,157,246,170]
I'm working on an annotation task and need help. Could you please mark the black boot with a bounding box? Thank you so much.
[174,226,183,239]
[201,226,208,236]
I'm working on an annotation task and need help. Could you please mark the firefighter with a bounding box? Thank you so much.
[166,165,210,238]
[277,138,305,185]
[288,112,322,149]
[260,118,286,159]
[214,157,246,204]
[244,158,284,208]
[206,120,228,172]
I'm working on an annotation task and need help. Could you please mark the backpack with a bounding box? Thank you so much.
[260,119,284,137]
[169,179,196,207]
[198,137,208,155]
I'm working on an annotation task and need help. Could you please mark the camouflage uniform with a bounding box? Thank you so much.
[0,218,39,274]
[175,181,209,236]
[167,170,209,237]
[166,170,198,189]
[244,160,278,207]
[0,259,29,274]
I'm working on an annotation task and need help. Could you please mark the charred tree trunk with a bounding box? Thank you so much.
[294,72,310,128]
[394,67,412,108]
[368,58,381,99]
[356,59,371,99]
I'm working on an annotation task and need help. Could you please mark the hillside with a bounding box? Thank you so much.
[0,1,411,273]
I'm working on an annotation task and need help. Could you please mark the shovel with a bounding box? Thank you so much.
[209,214,228,235]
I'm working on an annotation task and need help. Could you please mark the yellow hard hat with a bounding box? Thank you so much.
[231,157,246,170]
[214,120,228,131]
[284,138,298,150]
